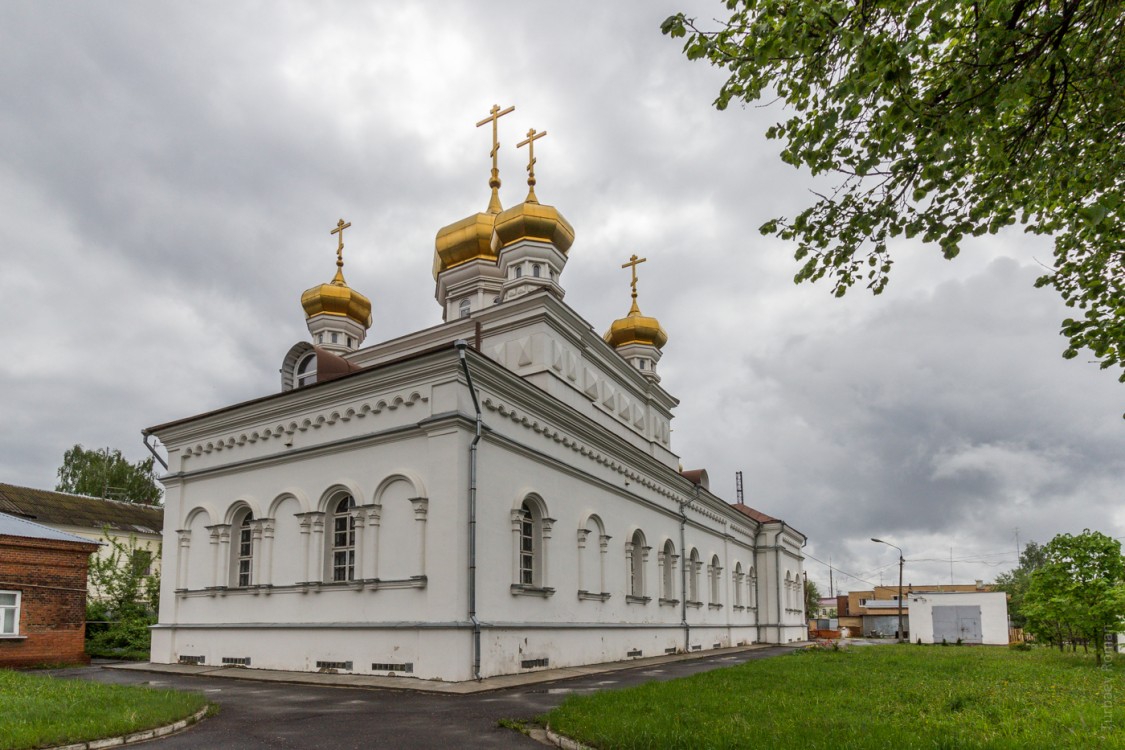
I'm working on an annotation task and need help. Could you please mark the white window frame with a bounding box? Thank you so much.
[627,530,647,599]
[0,590,20,637]
[688,548,700,603]
[296,353,317,387]
[661,539,677,601]
[236,514,253,587]
[511,496,554,594]
[710,555,722,605]
[331,494,357,582]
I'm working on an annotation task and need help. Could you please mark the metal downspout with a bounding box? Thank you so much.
[456,340,483,681]
[775,529,784,643]
[141,431,168,471]
[679,485,696,653]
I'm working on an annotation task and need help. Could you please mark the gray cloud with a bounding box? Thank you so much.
[1,0,1120,594]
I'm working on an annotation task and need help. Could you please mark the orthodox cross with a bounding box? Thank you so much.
[475,103,515,189]
[330,218,351,270]
[517,127,547,201]
[621,254,647,300]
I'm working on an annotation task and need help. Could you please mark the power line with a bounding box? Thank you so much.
[802,550,881,588]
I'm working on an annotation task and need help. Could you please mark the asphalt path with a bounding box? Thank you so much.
[47,646,794,749]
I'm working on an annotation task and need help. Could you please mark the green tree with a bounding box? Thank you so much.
[86,533,161,659]
[994,540,1047,629]
[805,578,822,617]
[662,2,1125,387]
[1023,530,1125,665]
[56,444,162,504]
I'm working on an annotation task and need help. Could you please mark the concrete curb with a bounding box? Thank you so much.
[543,726,595,750]
[46,705,208,750]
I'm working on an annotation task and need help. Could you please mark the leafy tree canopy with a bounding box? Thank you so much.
[56,444,162,505]
[805,577,822,616]
[994,539,1046,628]
[1023,529,1125,664]
[663,1,1124,389]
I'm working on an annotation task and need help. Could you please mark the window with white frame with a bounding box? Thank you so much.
[332,495,357,582]
[235,512,253,587]
[296,353,317,387]
[0,591,20,636]
[627,529,647,598]
[749,566,757,608]
[733,562,743,607]
[661,539,677,600]
[458,299,471,319]
[710,555,722,605]
[513,497,551,590]
[519,503,534,584]
[688,548,700,603]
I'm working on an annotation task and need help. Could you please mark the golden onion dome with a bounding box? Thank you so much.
[301,267,373,329]
[493,196,575,254]
[604,299,668,350]
[432,199,501,280]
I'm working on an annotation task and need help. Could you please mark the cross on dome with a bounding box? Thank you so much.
[330,218,351,271]
[476,103,515,210]
[517,127,547,203]
[621,253,647,302]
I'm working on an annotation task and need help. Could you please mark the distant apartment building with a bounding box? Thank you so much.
[837,581,992,639]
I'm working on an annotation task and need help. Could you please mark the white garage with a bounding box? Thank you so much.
[908,591,1009,645]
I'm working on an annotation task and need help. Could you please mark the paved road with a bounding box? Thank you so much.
[50,646,793,749]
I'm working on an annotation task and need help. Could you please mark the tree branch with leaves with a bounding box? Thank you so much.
[663,1,1124,398]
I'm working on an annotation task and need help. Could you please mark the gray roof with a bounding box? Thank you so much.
[0,511,100,545]
[0,483,162,535]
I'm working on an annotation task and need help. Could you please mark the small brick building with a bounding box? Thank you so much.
[1,511,100,667]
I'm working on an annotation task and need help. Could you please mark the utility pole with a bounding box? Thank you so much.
[872,538,905,643]
[735,471,744,504]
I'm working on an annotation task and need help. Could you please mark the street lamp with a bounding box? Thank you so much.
[871,538,905,642]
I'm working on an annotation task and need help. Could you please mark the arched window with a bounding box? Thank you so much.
[733,562,743,607]
[749,566,757,609]
[230,508,253,587]
[627,530,647,599]
[519,502,535,585]
[661,539,677,601]
[511,497,554,592]
[785,572,793,609]
[710,555,722,605]
[514,266,523,279]
[688,548,700,603]
[296,353,317,387]
[331,495,357,582]
[532,263,541,278]
[458,299,471,319]
[577,515,607,599]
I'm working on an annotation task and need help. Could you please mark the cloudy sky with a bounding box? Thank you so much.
[2,1,1121,594]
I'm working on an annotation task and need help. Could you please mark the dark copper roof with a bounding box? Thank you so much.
[731,502,781,525]
[0,483,163,535]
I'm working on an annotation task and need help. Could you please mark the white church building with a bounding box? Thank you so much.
[146,108,807,681]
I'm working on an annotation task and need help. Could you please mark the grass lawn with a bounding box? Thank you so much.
[0,670,208,750]
[542,645,1125,750]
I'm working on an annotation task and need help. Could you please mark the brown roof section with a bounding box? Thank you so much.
[315,345,364,383]
[731,503,780,524]
[0,483,163,535]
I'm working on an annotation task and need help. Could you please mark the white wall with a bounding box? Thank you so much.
[909,592,1009,645]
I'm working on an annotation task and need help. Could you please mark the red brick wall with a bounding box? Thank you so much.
[0,535,99,668]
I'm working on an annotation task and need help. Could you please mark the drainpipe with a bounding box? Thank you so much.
[456,340,483,681]
[775,527,784,643]
[679,485,697,653]
[141,430,168,471]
